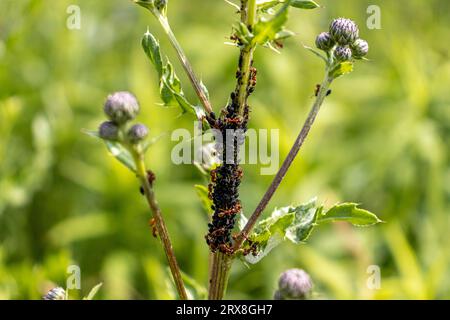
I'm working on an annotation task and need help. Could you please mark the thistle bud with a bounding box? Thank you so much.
[128,123,149,143]
[43,287,66,300]
[330,18,359,45]
[99,121,119,141]
[334,45,352,62]
[351,39,369,59]
[277,269,313,300]
[315,32,335,51]
[104,91,139,125]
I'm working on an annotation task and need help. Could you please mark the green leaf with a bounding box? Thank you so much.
[180,271,207,300]
[83,283,103,300]
[142,132,166,152]
[82,129,137,173]
[224,0,241,11]
[134,0,156,11]
[141,32,200,117]
[105,141,137,173]
[245,199,319,264]
[194,184,213,216]
[329,61,354,79]
[290,0,320,9]
[252,1,291,46]
[257,0,281,11]
[285,198,321,244]
[242,198,381,264]
[142,30,163,76]
[303,44,328,63]
[318,203,382,226]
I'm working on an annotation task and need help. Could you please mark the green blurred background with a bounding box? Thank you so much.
[0,0,449,299]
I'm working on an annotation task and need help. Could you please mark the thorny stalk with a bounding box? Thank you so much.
[129,144,188,300]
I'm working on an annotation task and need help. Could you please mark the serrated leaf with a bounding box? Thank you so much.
[194,184,213,215]
[290,0,320,9]
[83,283,103,300]
[105,141,137,173]
[252,1,291,46]
[318,203,382,226]
[243,198,381,264]
[285,198,321,244]
[142,30,163,76]
[329,61,354,79]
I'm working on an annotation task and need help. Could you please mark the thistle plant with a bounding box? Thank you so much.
[86,0,380,300]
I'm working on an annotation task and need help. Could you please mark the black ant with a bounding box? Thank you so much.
[314,84,332,97]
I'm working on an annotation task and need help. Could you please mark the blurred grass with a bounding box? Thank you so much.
[0,0,449,299]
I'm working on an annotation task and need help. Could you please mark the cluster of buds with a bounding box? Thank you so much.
[315,18,369,61]
[99,91,149,145]
[273,269,313,300]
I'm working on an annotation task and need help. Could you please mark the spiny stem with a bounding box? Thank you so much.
[157,14,213,115]
[131,147,188,300]
[234,72,333,250]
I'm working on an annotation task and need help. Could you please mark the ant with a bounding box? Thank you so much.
[314,84,332,97]
[149,218,158,238]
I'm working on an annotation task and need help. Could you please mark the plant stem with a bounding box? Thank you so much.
[132,148,188,300]
[236,0,257,115]
[157,14,213,115]
[234,73,333,250]
[208,252,232,300]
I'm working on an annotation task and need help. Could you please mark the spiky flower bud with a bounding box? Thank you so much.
[99,121,119,141]
[351,39,369,59]
[315,32,335,51]
[330,18,359,45]
[278,269,313,300]
[104,91,139,125]
[334,45,352,62]
[43,287,66,300]
[128,123,149,143]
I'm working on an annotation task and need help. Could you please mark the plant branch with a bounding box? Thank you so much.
[206,0,257,300]
[236,0,257,115]
[156,14,213,115]
[208,252,232,300]
[131,146,188,300]
[233,72,333,250]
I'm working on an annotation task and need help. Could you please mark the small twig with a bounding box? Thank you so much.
[131,147,188,300]
[233,73,333,250]
[157,15,213,115]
